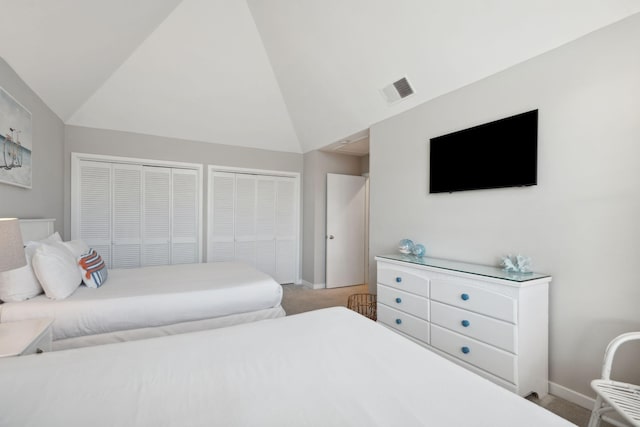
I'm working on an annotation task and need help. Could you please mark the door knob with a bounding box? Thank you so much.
[328,235,335,239]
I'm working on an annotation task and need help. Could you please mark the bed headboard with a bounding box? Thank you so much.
[19,219,56,243]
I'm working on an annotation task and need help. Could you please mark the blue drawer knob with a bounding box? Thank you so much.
[395,277,402,283]
[395,297,402,304]
[461,293,470,301]
[461,320,470,327]
[395,318,402,325]
[461,346,470,354]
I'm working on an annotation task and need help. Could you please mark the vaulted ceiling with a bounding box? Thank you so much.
[1,1,639,153]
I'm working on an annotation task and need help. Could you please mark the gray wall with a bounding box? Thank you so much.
[64,125,303,262]
[369,15,640,400]
[302,150,363,286]
[0,58,64,233]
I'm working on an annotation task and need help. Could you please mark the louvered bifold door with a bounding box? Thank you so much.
[208,172,235,262]
[142,166,171,266]
[234,174,256,267]
[111,164,142,269]
[255,176,277,278]
[78,160,112,268]
[171,168,199,264]
[275,177,297,284]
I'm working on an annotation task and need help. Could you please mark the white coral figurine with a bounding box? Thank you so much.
[500,254,532,273]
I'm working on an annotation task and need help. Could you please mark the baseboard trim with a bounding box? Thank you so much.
[549,381,594,409]
[300,280,325,290]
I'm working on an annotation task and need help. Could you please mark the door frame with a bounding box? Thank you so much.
[207,165,301,285]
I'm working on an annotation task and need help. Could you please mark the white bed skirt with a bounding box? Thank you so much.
[52,305,286,350]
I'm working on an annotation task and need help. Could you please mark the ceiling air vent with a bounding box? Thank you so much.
[381,76,415,104]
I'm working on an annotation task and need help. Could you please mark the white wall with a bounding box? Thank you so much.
[370,14,640,400]
[0,58,64,233]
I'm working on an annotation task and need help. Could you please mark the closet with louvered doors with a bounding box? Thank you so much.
[71,154,202,269]
[208,169,299,284]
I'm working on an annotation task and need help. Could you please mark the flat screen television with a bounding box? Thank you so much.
[429,109,538,194]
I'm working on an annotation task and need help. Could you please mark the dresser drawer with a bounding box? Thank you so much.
[377,265,429,297]
[378,284,429,321]
[430,301,516,353]
[378,304,429,343]
[431,325,516,384]
[430,279,516,323]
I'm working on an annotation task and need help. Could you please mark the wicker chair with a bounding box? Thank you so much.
[588,332,640,427]
[346,293,377,321]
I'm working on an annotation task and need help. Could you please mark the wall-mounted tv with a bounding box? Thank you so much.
[429,110,538,194]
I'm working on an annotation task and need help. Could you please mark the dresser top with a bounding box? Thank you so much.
[376,254,551,283]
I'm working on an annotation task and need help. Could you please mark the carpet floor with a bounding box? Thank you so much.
[280,283,608,427]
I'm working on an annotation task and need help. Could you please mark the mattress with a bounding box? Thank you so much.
[0,262,283,341]
[0,307,575,427]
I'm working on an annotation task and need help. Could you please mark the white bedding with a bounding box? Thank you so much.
[0,262,283,341]
[0,307,574,427]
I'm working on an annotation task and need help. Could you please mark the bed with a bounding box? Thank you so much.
[0,307,573,426]
[0,219,285,350]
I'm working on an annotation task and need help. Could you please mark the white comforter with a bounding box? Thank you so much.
[0,307,574,427]
[0,262,282,340]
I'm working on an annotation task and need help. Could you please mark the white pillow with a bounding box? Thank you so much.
[0,249,42,302]
[24,231,63,260]
[0,232,62,302]
[60,239,90,258]
[32,243,82,300]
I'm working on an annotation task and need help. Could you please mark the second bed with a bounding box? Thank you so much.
[0,261,285,350]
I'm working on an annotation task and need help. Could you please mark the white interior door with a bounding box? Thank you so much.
[326,173,366,288]
[142,166,171,266]
[275,177,296,284]
[112,164,142,269]
[208,172,236,262]
[76,160,112,267]
[171,168,199,264]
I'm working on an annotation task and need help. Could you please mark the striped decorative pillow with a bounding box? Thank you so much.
[78,249,108,288]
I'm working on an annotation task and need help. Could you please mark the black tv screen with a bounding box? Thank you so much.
[429,110,538,193]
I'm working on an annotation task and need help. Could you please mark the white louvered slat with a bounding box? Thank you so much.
[112,244,142,269]
[143,245,171,267]
[255,240,276,279]
[235,175,256,239]
[171,243,198,265]
[276,239,295,284]
[255,177,276,240]
[112,164,142,268]
[142,167,171,266]
[209,242,235,262]
[172,169,198,264]
[255,177,276,277]
[276,178,295,239]
[112,165,141,268]
[234,241,256,267]
[209,172,235,262]
[78,161,112,267]
[275,177,297,283]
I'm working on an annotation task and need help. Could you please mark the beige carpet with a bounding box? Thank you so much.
[281,283,369,315]
[280,283,607,427]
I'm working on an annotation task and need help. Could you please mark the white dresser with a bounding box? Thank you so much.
[376,254,551,398]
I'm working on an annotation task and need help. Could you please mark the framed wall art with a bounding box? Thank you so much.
[0,86,32,189]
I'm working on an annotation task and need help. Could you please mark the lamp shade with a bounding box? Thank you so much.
[0,218,27,272]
